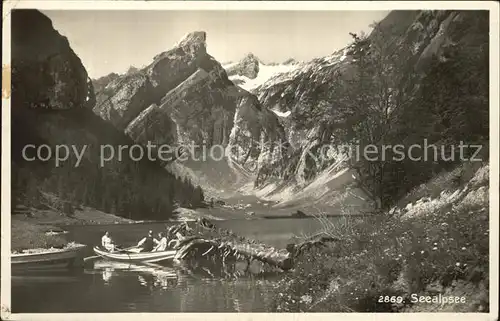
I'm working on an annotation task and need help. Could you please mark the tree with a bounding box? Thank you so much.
[321,24,421,208]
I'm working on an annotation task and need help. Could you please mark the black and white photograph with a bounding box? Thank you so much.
[1,0,498,318]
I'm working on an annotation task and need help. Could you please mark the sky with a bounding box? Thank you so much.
[42,10,389,79]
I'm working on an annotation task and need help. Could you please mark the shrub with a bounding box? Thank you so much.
[271,173,489,312]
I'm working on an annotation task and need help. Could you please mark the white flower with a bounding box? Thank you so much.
[420,250,425,254]
[300,295,312,304]
[461,247,466,250]
[432,247,438,250]
[456,262,461,267]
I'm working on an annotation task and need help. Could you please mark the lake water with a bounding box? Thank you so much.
[11,216,350,312]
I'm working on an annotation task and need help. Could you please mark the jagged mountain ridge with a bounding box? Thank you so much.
[222,53,302,94]
[91,31,288,197]
[225,52,260,79]
[91,66,142,95]
[92,72,120,94]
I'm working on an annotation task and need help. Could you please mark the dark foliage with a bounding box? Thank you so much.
[11,105,205,221]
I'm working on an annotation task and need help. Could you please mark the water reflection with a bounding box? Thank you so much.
[135,271,178,290]
[102,268,114,283]
[137,275,149,288]
[91,258,278,312]
[92,259,179,289]
[13,258,279,312]
[175,256,284,281]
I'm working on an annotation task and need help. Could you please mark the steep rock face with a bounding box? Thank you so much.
[125,103,178,147]
[255,48,351,116]
[227,88,288,174]
[94,72,155,129]
[11,10,202,220]
[11,9,95,110]
[92,72,120,94]
[93,31,288,186]
[93,31,242,148]
[93,31,208,130]
[160,62,236,147]
[251,10,489,191]
[224,57,301,94]
[248,49,351,188]
[226,53,260,79]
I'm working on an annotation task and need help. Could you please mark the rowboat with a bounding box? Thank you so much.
[93,246,176,263]
[11,244,87,272]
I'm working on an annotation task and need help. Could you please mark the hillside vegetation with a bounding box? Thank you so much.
[267,10,490,313]
[272,162,489,312]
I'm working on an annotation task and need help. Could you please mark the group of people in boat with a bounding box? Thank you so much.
[101,229,176,253]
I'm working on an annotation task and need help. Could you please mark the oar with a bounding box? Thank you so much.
[83,254,100,264]
[116,245,138,253]
[83,245,137,264]
[142,262,165,269]
[83,246,108,263]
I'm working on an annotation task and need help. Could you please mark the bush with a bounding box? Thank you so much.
[272,179,489,312]
[11,220,67,253]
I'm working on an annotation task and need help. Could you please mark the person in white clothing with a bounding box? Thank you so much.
[153,232,168,252]
[101,231,115,252]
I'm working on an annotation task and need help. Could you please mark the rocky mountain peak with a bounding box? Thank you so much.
[226,52,260,79]
[12,9,95,110]
[243,52,258,60]
[283,58,298,65]
[177,31,207,56]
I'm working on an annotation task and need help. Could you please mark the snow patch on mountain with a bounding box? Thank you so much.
[271,109,291,118]
[225,62,301,92]
[255,48,349,94]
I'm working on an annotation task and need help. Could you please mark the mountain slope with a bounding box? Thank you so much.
[11,9,203,220]
[91,32,289,198]
[247,10,489,209]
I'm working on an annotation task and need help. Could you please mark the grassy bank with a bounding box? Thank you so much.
[271,162,489,312]
[11,220,68,253]
[11,207,135,253]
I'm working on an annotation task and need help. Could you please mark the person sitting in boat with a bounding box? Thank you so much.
[136,230,158,252]
[101,231,115,252]
[153,232,168,252]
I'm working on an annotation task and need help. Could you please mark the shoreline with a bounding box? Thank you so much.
[10,204,360,252]
[11,207,136,253]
